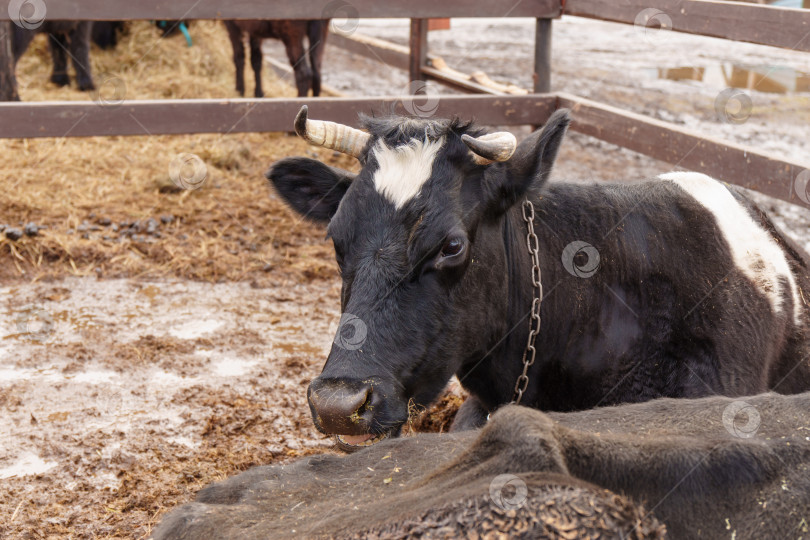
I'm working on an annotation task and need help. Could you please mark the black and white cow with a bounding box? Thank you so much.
[267,106,810,450]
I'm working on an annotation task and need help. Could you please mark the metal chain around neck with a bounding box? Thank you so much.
[511,199,543,404]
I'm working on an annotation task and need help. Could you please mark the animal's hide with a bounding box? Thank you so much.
[152,391,810,539]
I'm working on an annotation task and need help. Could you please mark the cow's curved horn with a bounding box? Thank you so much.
[461,132,517,165]
[294,105,370,159]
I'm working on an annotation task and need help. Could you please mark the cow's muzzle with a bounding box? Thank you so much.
[307,376,405,452]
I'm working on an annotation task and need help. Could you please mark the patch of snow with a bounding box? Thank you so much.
[71,370,117,384]
[213,357,257,377]
[169,319,224,339]
[0,452,58,479]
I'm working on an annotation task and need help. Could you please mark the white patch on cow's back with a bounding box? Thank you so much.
[371,137,444,209]
[660,172,802,325]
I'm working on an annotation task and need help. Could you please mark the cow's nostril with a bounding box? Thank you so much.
[308,380,373,434]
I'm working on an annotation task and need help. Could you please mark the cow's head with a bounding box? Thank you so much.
[267,106,569,450]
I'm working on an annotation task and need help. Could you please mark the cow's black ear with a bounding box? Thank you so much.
[266,157,355,224]
[480,109,570,216]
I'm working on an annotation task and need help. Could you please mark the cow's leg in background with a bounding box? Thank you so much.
[249,35,264,98]
[11,24,36,64]
[224,22,246,97]
[450,395,490,432]
[68,22,94,91]
[307,20,328,97]
[47,33,70,87]
[281,33,311,97]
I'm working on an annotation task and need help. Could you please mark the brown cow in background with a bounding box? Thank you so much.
[224,20,329,98]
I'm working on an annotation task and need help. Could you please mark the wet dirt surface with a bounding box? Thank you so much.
[0,278,341,537]
[2,15,809,540]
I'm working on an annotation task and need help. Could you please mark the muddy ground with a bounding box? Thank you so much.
[1,15,809,539]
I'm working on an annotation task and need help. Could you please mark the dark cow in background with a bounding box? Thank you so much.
[91,21,126,50]
[267,106,810,451]
[12,21,95,91]
[152,391,810,539]
[224,20,329,98]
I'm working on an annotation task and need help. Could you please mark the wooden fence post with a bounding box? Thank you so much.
[534,18,552,93]
[0,21,19,101]
[409,18,428,86]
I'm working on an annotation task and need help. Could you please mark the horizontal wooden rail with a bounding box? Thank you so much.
[0,0,561,21]
[0,95,557,138]
[556,92,810,209]
[565,0,810,53]
[1,92,806,208]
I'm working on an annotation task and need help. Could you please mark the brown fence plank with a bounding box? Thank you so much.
[0,0,561,21]
[565,0,810,53]
[556,92,810,209]
[0,95,557,138]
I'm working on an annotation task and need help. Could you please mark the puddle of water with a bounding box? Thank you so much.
[649,64,810,94]
[0,452,59,479]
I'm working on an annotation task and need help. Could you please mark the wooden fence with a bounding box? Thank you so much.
[0,0,808,208]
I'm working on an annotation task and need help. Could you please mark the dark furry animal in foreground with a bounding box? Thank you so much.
[152,391,810,539]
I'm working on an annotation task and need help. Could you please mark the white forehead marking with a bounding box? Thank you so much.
[660,172,802,325]
[371,137,445,209]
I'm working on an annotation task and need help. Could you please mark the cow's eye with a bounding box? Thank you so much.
[440,237,464,258]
